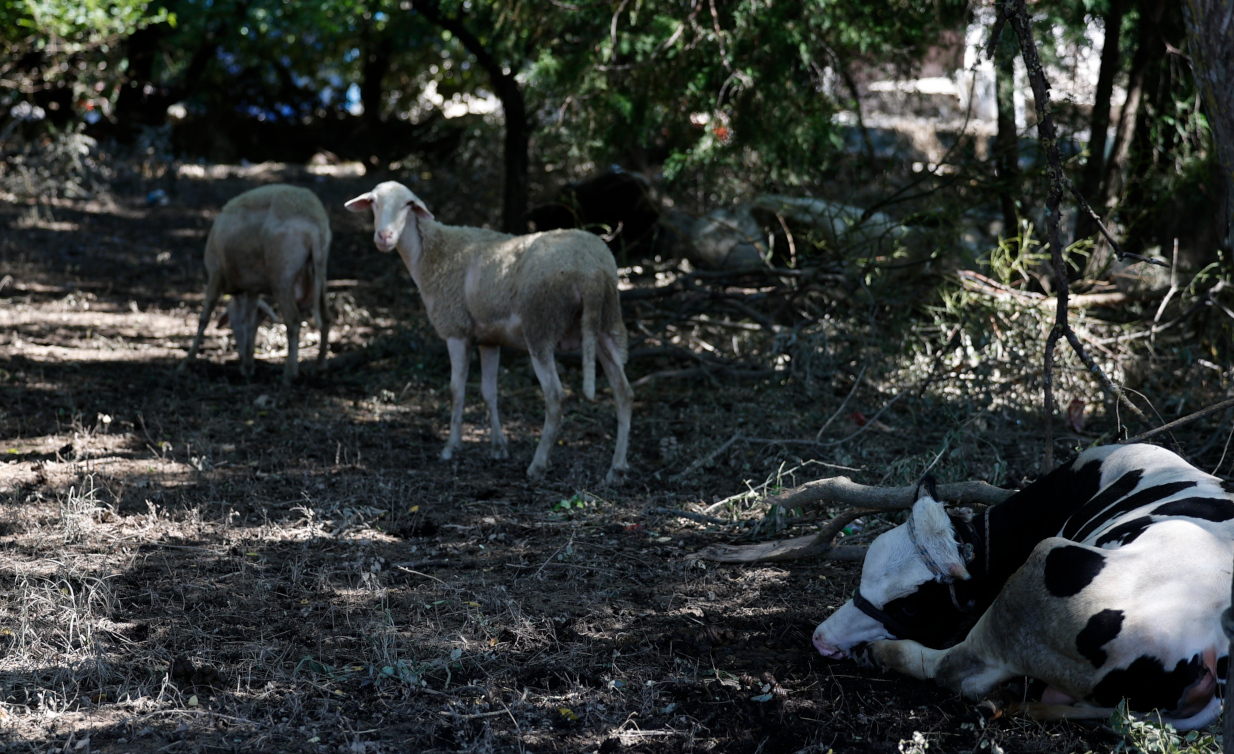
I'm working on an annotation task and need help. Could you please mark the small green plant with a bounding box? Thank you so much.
[552,494,589,514]
[1109,700,1220,754]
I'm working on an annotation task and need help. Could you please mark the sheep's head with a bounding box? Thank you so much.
[344,181,434,253]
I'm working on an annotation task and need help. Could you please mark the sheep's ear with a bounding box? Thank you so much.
[408,198,434,221]
[344,193,375,212]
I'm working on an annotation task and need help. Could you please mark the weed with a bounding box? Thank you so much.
[1110,701,1221,754]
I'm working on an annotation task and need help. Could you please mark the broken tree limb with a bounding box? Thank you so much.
[759,476,1015,513]
[688,478,1015,563]
[1121,395,1234,446]
[689,536,868,563]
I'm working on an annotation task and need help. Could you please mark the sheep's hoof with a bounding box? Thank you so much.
[604,466,628,486]
[491,445,509,460]
[441,446,458,461]
[526,463,548,481]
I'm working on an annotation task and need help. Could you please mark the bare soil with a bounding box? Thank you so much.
[0,167,1132,753]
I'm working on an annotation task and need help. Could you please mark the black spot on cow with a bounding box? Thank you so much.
[1092,653,1208,714]
[877,580,978,648]
[1094,516,1153,547]
[1151,497,1234,522]
[1043,545,1107,597]
[1071,481,1200,542]
[1219,656,1229,699]
[1075,609,1124,668]
[1222,479,1234,495]
[1061,470,1144,540]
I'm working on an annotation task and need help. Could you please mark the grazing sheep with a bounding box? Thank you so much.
[345,181,633,483]
[180,184,331,385]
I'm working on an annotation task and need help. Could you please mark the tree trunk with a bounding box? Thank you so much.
[1101,0,1166,208]
[1181,0,1234,254]
[361,29,392,128]
[993,31,1021,238]
[1074,0,1125,242]
[414,2,529,233]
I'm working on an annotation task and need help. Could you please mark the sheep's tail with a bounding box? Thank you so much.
[581,289,600,402]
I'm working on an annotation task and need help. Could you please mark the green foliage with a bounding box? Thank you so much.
[1109,701,1220,754]
[1,0,173,122]
[525,0,968,192]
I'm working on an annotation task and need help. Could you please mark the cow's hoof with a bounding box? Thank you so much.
[849,643,877,668]
[176,361,189,373]
[976,699,1005,721]
[441,446,458,461]
[604,465,628,486]
[491,444,509,460]
[526,463,547,481]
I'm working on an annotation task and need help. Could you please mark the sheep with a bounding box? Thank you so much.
[180,184,332,385]
[344,181,633,483]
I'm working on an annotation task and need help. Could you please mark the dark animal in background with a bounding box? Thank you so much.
[180,184,331,384]
[814,444,1234,730]
[525,169,663,262]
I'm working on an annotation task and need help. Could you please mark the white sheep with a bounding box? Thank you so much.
[180,184,332,385]
[345,181,633,483]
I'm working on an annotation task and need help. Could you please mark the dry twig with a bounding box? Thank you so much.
[989,0,1151,468]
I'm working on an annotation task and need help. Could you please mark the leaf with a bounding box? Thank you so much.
[187,695,199,706]
[558,707,579,721]
[750,693,773,702]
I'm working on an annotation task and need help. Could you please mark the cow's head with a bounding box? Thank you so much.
[813,478,975,659]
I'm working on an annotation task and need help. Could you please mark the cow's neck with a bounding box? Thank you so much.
[972,456,1103,597]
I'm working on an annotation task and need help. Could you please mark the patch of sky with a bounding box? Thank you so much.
[346,83,363,116]
[343,47,360,63]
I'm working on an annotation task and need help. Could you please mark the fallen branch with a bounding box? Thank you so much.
[760,476,1015,512]
[958,272,1150,309]
[1121,395,1234,446]
[688,478,1015,563]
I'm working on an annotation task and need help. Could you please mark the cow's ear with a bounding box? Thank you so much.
[910,498,971,582]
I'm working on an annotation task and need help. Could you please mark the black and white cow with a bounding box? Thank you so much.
[813,443,1234,729]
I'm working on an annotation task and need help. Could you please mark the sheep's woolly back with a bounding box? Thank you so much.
[207,184,331,327]
[411,219,626,387]
[221,184,330,233]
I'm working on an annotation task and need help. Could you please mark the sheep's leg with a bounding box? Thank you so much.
[314,282,331,372]
[527,347,564,480]
[442,337,470,460]
[478,345,509,459]
[180,275,223,370]
[276,287,301,386]
[597,333,632,484]
[232,294,261,379]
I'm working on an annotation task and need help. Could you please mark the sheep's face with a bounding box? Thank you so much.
[345,182,434,253]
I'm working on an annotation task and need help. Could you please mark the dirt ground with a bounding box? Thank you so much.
[0,166,1155,753]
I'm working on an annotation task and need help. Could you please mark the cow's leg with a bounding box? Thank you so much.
[442,337,470,460]
[869,637,1017,699]
[478,345,508,459]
